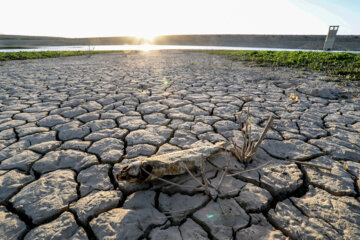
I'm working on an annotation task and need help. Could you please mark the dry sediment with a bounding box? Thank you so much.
[0,51,359,239]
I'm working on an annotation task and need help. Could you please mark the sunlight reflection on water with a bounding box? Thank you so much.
[1,45,359,53]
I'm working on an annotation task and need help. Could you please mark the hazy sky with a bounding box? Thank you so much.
[1,0,359,38]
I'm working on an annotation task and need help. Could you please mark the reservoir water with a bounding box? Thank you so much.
[1,45,359,53]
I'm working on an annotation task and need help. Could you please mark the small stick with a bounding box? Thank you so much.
[292,161,332,171]
[216,154,231,191]
[252,115,274,154]
[140,167,202,189]
[184,164,206,190]
[200,160,214,190]
[227,161,273,177]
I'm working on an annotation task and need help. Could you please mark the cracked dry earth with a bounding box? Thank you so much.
[0,51,359,240]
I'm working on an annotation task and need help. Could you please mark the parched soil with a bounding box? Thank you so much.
[0,51,359,240]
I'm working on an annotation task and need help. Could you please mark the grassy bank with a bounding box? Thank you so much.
[206,50,360,81]
[0,51,118,61]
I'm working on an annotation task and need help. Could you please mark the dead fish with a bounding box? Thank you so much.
[117,142,225,183]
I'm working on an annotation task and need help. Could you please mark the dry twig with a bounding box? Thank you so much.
[229,107,274,163]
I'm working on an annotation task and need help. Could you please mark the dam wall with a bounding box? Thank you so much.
[1,34,359,51]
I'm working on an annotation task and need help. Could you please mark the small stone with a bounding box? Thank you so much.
[24,211,88,240]
[0,206,27,240]
[88,138,124,163]
[70,190,122,225]
[78,164,114,197]
[235,183,273,212]
[32,150,98,174]
[261,139,322,160]
[10,169,78,224]
[0,170,34,203]
[0,150,41,172]
[37,115,68,127]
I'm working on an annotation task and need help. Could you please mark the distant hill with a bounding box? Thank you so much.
[1,34,359,50]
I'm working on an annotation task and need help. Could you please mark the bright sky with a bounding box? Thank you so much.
[1,0,359,38]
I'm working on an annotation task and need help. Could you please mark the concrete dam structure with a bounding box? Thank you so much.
[1,34,359,51]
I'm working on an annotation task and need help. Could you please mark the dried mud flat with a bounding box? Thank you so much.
[0,51,359,240]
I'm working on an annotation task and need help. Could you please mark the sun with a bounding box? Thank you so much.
[136,33,158,43]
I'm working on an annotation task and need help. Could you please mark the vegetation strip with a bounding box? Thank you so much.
[205,50,360,81]
[0,51,121,61]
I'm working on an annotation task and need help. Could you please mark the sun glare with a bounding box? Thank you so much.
[136,33,158,43]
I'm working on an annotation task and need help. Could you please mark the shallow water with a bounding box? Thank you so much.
[1,44,359,53]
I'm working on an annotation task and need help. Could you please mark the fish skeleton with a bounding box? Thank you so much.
[117,142,225,183]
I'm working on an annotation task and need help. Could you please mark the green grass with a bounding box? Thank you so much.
[205,50,360,81]
[0,50,120,61]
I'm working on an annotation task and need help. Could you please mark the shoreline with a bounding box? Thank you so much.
[1,34,360,51]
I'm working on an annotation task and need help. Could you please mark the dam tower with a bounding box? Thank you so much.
[323,26,339,51]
